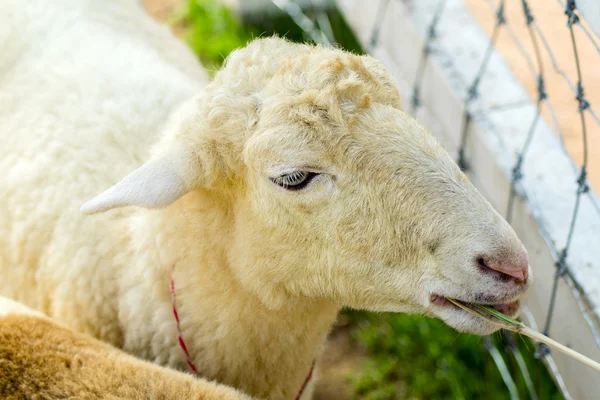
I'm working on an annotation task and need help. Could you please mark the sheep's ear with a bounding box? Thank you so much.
[80,147,195,215]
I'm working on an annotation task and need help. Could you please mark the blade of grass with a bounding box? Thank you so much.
[447,298,600,372]
[473,304,522,325]
[447,298,515,330]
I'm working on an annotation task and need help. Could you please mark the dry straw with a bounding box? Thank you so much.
[447,298,600,372]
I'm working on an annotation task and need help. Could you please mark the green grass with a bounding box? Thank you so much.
[173,0,256,73]
[174,2,563,398]
[345,310,563,400]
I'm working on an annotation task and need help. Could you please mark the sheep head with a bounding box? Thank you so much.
[82,38,530,335]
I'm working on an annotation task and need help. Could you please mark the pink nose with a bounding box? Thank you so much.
[477,254,529,282]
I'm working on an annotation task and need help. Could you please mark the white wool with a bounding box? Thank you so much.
[0,296,47,319]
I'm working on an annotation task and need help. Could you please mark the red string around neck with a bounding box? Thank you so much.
[295,360,316,400]
[169,265,315,399]
[169,267,200,375]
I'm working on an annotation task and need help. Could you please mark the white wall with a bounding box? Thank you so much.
[577,0,600,39]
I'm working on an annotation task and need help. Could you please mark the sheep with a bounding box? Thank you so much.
[0,0,532,399]
[0,296,253,400]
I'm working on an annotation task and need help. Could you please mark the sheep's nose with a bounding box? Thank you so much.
[477,252,529,282]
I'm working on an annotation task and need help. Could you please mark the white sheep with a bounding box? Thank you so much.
[0,0,532,399]
[0,296,252,399]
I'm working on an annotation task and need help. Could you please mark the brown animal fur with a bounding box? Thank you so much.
[0,314,252,400]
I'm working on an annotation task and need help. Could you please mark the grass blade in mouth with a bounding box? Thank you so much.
[447,298,600,373]
[472,304,522,325]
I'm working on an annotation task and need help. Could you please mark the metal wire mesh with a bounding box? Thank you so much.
[270,0,600,398]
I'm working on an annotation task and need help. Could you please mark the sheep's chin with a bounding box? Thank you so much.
[436,308,501,335]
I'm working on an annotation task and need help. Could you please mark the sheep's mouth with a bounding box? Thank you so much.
[430,294,521,317]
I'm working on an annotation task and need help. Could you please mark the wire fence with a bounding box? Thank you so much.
[269,0,600,398]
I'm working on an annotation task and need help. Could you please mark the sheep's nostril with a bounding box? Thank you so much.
[476,255,529,282]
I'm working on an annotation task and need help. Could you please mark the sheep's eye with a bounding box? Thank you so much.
[270,171,318,190]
